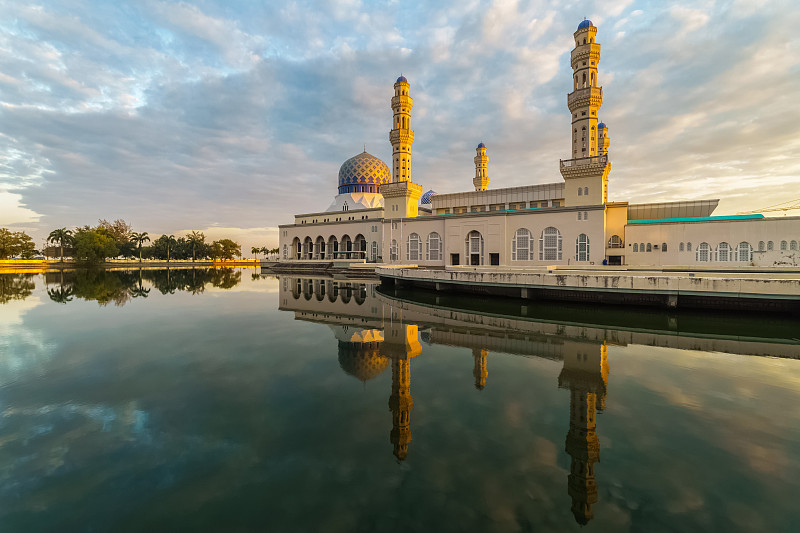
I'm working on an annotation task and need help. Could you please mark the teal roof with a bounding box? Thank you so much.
[628,214,764,224]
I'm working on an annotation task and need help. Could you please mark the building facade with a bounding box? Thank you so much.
[279,21,800,268]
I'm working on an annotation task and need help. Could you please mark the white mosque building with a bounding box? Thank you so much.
[279,21,800,269]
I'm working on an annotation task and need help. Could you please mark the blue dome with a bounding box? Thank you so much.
[337,152,391,194]
[420,190,437,205]
[477,142,486,149]
[577,19,593,30]
[598,122,606,129]
[396,75,408,83]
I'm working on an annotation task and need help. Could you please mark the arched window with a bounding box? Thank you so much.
[371,241,378,261]
[717,242,731,262]
[792,240,798,251]
[578,188,583,196]
[767,241,774,251]
[426,232,442,261]
[646,243,652,252]
[539,227,562,261]
[687,242,692,252]
[781,240,788,250]
[633,243,639,252]
[512,228,533,260]
[282,244,287,259]
[577,211,582,220]
[661,242,667,252]
[576,234,590,261]
[640,242,645,252]
[407,233,421,261]
[608,235,623,248]
[465,231,484,265]
[390,239,398,261]
[758,241,765,252]
[696,242,710,262]
[584,187,588,196]
[736,242,753,262]
[679,242,684,252]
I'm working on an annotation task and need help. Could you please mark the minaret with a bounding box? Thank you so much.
[558,341,609,525]
[390,76,414,183]
[473,143,489,191]
[598,122,610,155]
[381,76,423,218]
[560,20,611,207]
[472,348,489,389]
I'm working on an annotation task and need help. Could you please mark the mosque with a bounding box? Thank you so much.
[279,21,800,268]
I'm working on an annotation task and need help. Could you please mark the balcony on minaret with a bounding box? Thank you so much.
[567,86,602,111]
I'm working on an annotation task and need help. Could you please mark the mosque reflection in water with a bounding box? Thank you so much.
[279,276,608,525]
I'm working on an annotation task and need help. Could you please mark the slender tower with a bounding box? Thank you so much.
[473,143,489,191]
[384,323,422,461]
[390,76,414,182]
[472,348,489,390]
[382,76,423,218]
[560,20,610,207]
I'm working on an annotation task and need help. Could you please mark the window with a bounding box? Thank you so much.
[679,242,684,252]
[768,241,774,251]
[646,243,652,252]
[282,244,287,259]
[539,227,562,261]
[512,228,533,261]
[584,211,588,219]
[717,242,731,262]
[661,242,667,252]
[407,233,421,261]
[584,187,588,196]
[781,240,788,251]
[608,235,623,248]
[371,241,378,261]
[696,242,710,262]
[792,240,798,251]
[390,239,398,261]
[633,243,639,252]
[577,211,582,220]
[758,241,765,252]
[578,188,582,196]
[426,232,442,261]
[465,231,484,266]
[736,242,753,262]
[576,234,590,261]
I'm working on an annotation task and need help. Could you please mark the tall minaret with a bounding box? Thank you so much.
[560,20,611,207]
[384,323,422,461]
[390,76,414,183]
[472,348,489,390]
[382,76,422,218]
[473,143,489,191]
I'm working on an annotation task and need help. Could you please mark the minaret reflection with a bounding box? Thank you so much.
[383,322,422,461]
[558,341,609,525]
[472,348,489,390]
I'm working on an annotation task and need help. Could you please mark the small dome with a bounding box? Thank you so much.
[598,122,606,129]
[477,142,486,149]
[420,190,437,205]
[577,19,594,30]
[338,151,391,194]
[396,75,408,83]
[338,341,389,382]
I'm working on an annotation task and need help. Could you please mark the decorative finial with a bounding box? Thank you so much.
[363,143,366,153]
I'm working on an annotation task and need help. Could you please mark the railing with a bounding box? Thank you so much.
[560,154,608,168]
[567,86,602,107]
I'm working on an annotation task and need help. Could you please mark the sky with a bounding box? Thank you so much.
[1,0,799,252]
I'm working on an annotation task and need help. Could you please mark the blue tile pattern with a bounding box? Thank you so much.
[338,152,391,194]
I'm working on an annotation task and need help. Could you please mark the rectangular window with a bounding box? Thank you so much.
[451,253,460,266]
[490,253,499,265]
[471,205,486,212]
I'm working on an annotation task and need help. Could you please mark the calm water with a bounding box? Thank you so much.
[1,268,800,532]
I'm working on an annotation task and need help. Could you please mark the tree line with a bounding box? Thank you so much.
[0,219,279,264]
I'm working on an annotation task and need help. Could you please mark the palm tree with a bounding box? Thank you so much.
[251,246,261,260]
[130,232,150,262]
[47,228,73,262]
[166,235,177,262]
[187,231,204,262]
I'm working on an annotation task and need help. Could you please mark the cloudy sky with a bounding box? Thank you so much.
[1,0,799,251]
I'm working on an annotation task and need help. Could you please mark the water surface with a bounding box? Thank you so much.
[1,269,799,532]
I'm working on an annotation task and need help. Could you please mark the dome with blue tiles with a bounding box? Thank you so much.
[338,151,391,194]
[396,75,408,83]
[420,190,437,205]
[477,142,486,149]
[577,19,593,30]
[598,122,606,129]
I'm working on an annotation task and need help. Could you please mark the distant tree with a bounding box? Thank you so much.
[186,231,205,262]
[130,232,150,262]
[98,219,133,246]
[47,228,74,261]
[0,228,37,259]
[251,246,261,259]
[210,239,241,260]
[73,226,119,264]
